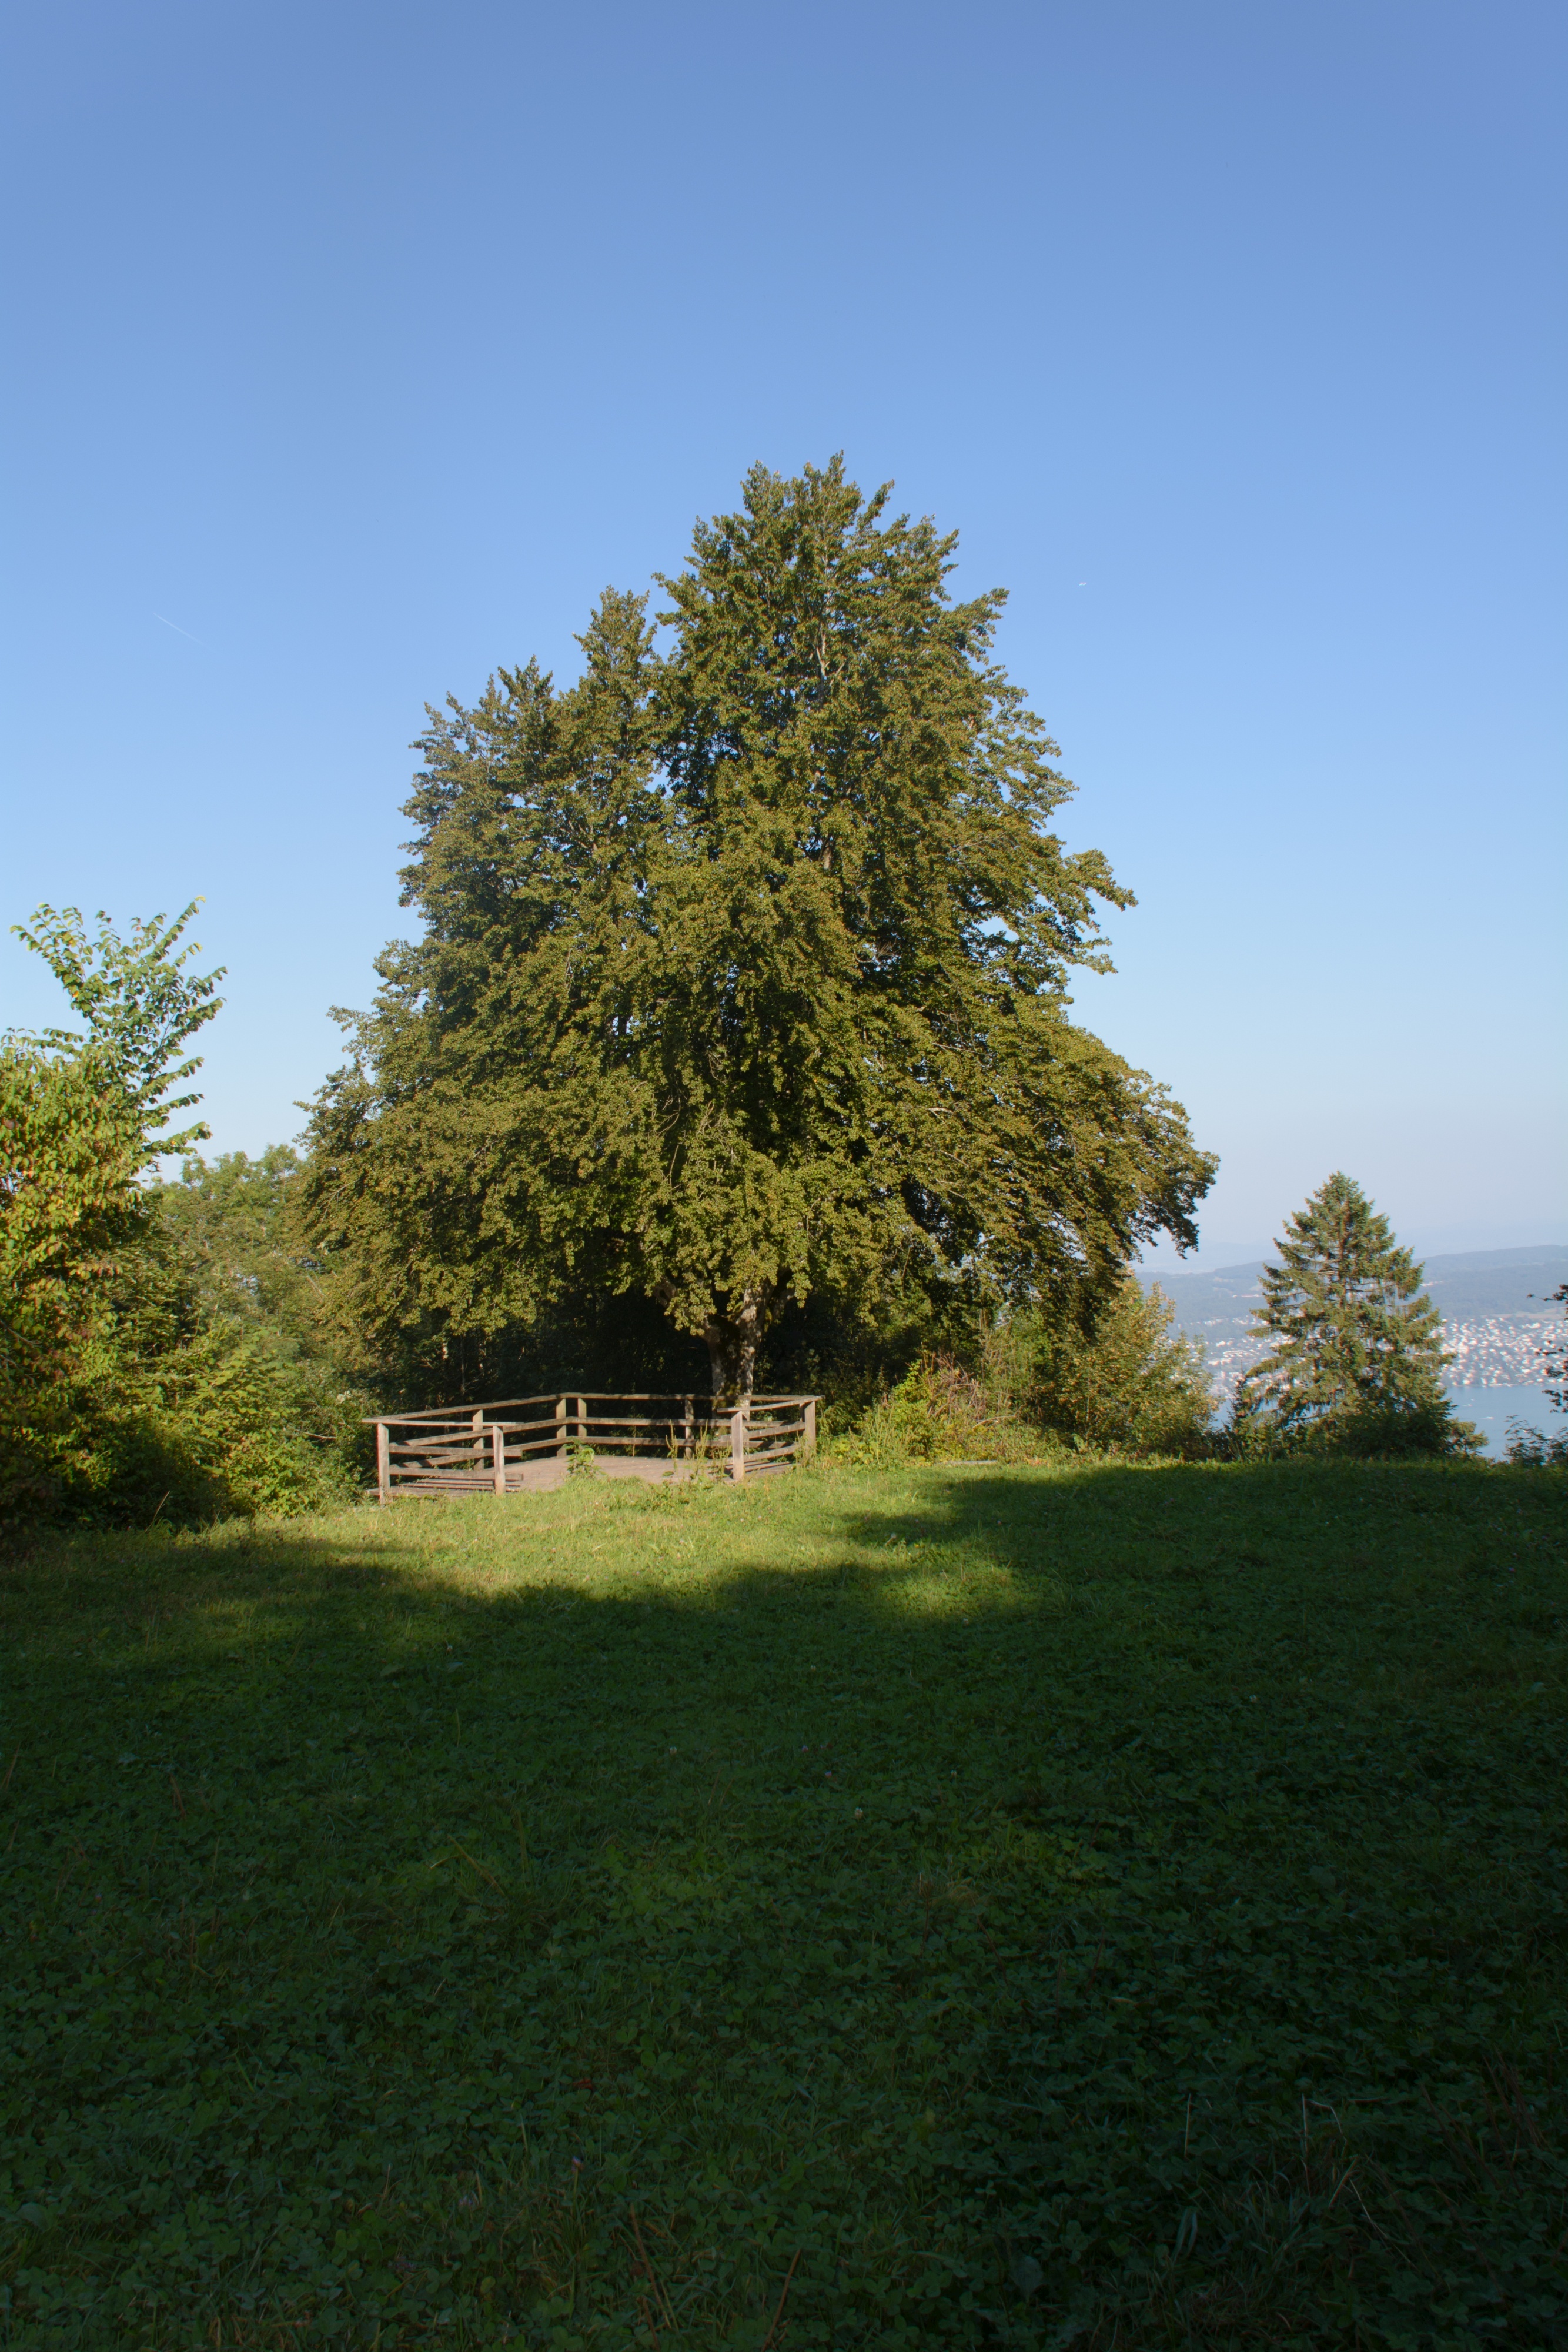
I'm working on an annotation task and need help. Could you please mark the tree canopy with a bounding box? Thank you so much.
[9,901,224,1162]
[302,459,1217,1397]
[1233,1171,1479,1455]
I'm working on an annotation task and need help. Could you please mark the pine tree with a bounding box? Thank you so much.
[1233,1172,1479,1454]
[300,460,1217,1400]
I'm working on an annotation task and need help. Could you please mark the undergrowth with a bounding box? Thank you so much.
[1,1455,1564,2348]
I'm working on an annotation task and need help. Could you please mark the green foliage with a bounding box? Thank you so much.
[301,460,1215,1402]
[833,1281,1216,1467]
[154,1145,316,1333]
[2,911,359,1524]
[1507,1282,1568,1464]
[1024,1276,1216,1454]
[8,901,224,1162]
[0,1046,146,1512]
[1233,1171,1480,1457]
[1507,1416,1568,1468]
[833,1351,1037,1466]
[1,1456,1564,2347]
[152,1146,372,1455]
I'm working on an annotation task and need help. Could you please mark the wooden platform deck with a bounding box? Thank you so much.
[366,1393,818,1503]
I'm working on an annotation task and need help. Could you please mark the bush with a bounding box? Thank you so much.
[2,907,367,1526]
[831,1278,1216,1466]
[1505,1415,1568,1468]
[0,1041,146,1516]
[1226,1391,1483,1462]
[832,1352,1041,1466]
[5,1214,363,1525]
[1023,1278,1217,1455]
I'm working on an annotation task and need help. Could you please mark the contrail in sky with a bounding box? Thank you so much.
[153,612,203,644]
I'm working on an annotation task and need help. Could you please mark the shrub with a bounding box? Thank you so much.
[832,1278,1215,1466]
[1505,1415,1568,1468]
[833,1352,1038,1466]
[3,907,366,1525]
[1022,1278,1217,1455]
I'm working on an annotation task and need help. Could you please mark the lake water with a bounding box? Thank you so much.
[1447,1385,1564,1457]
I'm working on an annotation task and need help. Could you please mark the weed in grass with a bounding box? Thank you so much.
[0,1457,1564,2347]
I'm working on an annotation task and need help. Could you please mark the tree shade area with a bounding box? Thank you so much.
[1,1457,1563,2347]
[299,461,1216,1404]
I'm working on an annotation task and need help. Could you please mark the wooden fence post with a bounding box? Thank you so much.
[730,1404,747,1482]
[576,1395,586,1451]
[492,1424,507,1497]
[376,1421,390,1505]
[683,1395,693,1461]
[803,1398,817,1459]
[555,1396,567,1460]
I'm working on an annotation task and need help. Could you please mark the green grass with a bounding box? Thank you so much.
[1,1456,1565,2351]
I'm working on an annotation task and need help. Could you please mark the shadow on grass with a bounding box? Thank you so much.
[0,1455,1563,2349]
[4,1454,1557,1843]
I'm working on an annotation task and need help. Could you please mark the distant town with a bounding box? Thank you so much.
[1195,1314,1560,1399]
[1141,1248,1567,1402]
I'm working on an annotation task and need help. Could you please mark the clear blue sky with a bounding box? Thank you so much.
[3,0,1563,1259]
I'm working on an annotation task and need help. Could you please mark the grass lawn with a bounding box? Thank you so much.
[1,1455,1565,2350]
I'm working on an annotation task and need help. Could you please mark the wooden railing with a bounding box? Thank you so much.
[367,1393,819,1502]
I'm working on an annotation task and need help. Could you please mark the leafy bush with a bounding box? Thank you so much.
[21,1321,358,1524]
[3,1138,363,1525]
[0,1041,147,1514]
[833,1351,1039,1466]
[2,907,366,1525]
[1505,1280,1568,1464]
[1022,1277,1216,1455]
[1506,1414,1568,1468]
[833,1278,1216,1466]
[152,1147,373,1478]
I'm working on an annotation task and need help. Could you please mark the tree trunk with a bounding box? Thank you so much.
[704,1289,765,1404]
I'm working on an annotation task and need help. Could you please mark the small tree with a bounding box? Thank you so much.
[1506,1279,1568,1465]
[1232,1172,1479,1455]
[1,904,223,1512]
[1543,1281,1568,1418]
[4,907,361,1521]
[1027,1278,1216,1455]
[302,459,1216,1400]
[9,902,224,1160]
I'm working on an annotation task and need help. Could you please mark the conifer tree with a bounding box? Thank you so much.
[1233,1172,1478,1454]
[301,460,1217,1399]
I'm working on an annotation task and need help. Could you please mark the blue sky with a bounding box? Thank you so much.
[3,0,1563,1259]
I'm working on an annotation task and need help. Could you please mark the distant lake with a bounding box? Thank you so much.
[1447,1385,1563,1457]
[1195,1386,1559,1456]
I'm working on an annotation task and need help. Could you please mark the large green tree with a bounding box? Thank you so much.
[1233,1171,1479,1455]
[302,460,1217,1398]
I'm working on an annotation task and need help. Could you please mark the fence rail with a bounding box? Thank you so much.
[366,1394,819,1502]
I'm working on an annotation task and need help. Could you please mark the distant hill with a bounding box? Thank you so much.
[1140,1247,1567,1324]
[1135,1248,1567,1398]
